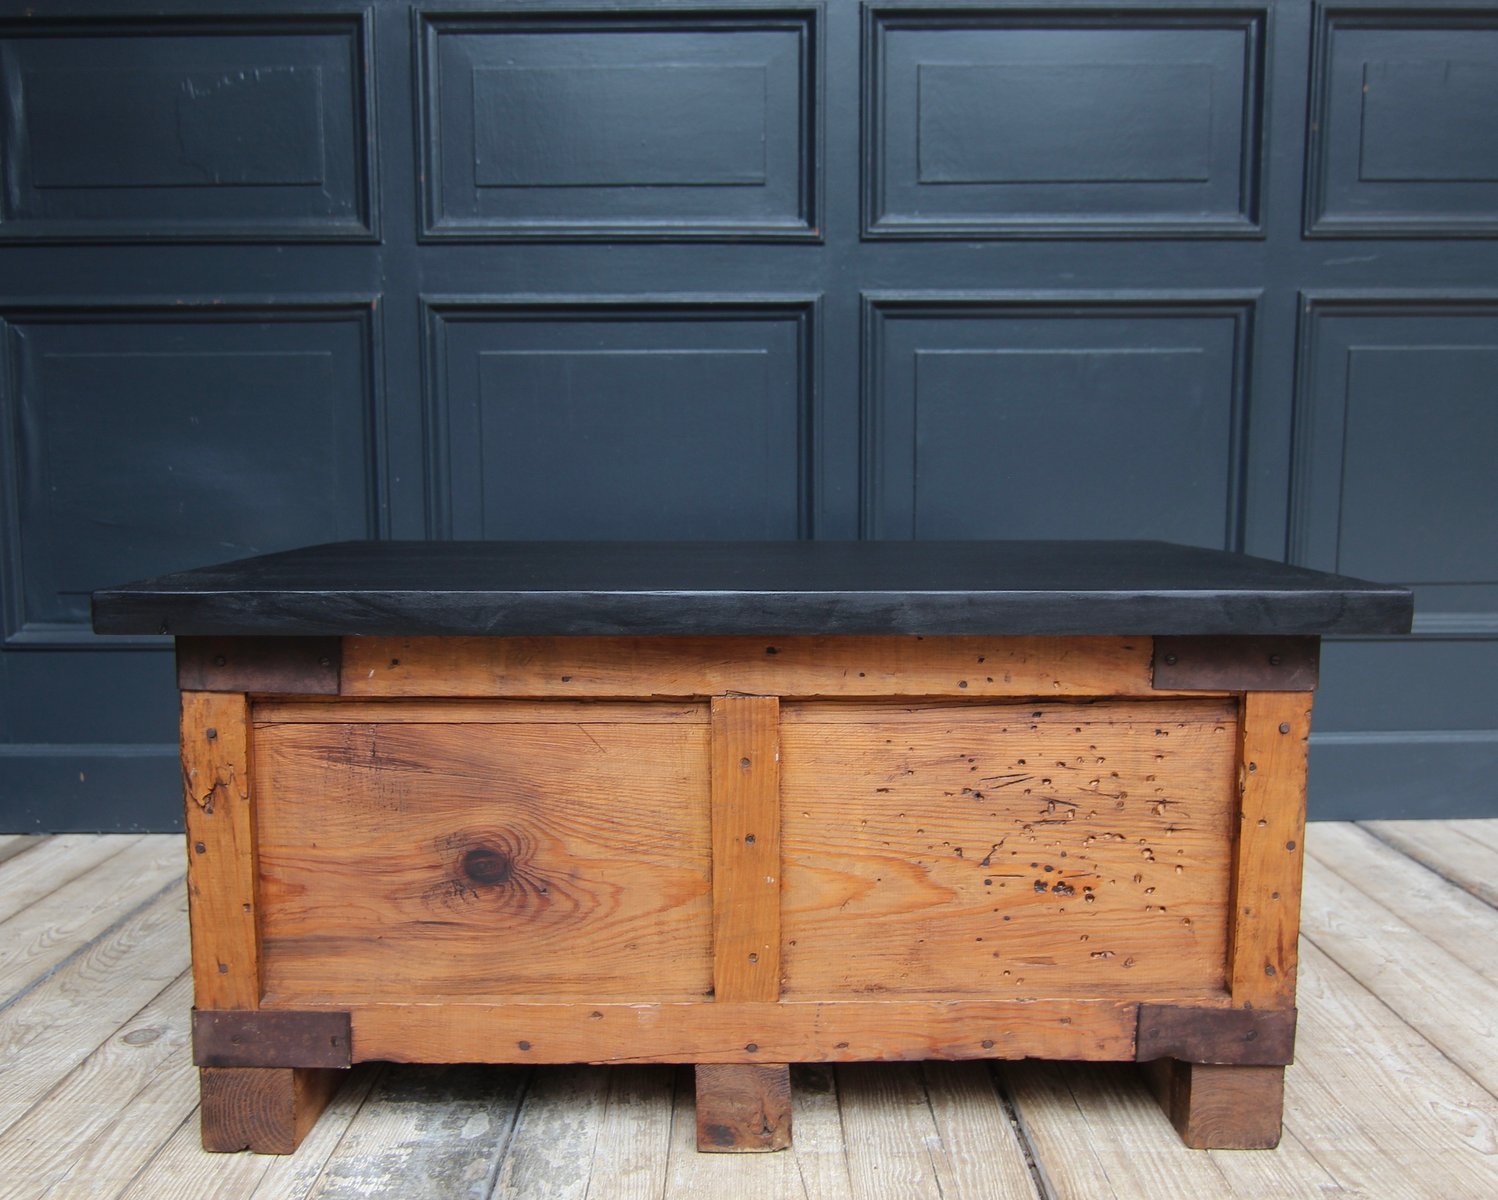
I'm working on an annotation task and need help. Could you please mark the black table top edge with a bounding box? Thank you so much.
[90,540,1415,639]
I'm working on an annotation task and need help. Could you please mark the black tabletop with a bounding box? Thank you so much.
[90,540,1413,638]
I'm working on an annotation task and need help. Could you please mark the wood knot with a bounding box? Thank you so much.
[461,845,514,887]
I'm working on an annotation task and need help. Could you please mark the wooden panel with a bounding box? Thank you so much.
[710,696,782,1004]
[253,707,713,1004]
[1135,1004,1295,1066]
[342,636,1164,700]
[199,1066,345,1155]
[780,699,1238,1000]
[1229,692,1311,1008]
[181,691,259,1010]
[1141,1060,1285,1150]
[695,1063,791,1152]
[345,998,1139,1065]
[258,699,706,725]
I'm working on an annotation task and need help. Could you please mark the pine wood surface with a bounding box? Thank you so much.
[181,692,260,1010]
[341,635,1181,701]
[1,822,1495,1199]
[252,710,714,1005]
[780,698,1238,1001]
[1228,693,1312,1008]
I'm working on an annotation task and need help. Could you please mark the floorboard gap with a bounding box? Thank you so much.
[988,1064,1053,1200]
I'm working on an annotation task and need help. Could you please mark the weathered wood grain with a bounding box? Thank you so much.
[0,833,44,867]
[345,998,1138,1065]
[201,1066,345,1154]
[836,1063,1039,1200]
[0,834,138,925]
[1307,821,1498,986]
[695,1063,792,1152]
[1452,818,1498,857]
[576,1066,675,1200]
[493,1066,611,1199]
[1360,819,1498,909]
[664,1065,856,1199]
[0,873,187,1137]
[1229,693,1310,1008]
[700,696,789,1152]
[299,1064,527,1199]
[0,835,183,1005]
[254,711,713,1004]
[1143,1060,1285,1149]
[710,696,782,1005]
[257,699,705,725]
[780,699,1238,1000]
[0,972,192,1197]
[1299,853,1498,1096]
[919,1062,1040,1198]
[181,691,260,1010]
[1282,941,1498,1197]
[342,636,1175,700]
[116,1065,380,1200]
[1005,1061,1288,1198]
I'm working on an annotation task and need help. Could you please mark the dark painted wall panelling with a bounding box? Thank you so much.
[0,304,381,646]
[428,300,814,537]
[864,296,1253,544]
[1294,297,1498,634]
[1,0,1494,828]
[419,7,819,240]
[865,7,1265,237]
[0,14,375,241]
[1308,6,1498,236]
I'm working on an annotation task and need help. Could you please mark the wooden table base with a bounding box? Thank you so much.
[177,634,1313,1154]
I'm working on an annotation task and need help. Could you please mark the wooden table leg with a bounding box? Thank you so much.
[1142,1059,1286,1149]
[695,1063,793,1152]
[200,1066,345,1153]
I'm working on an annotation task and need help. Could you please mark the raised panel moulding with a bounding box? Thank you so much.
[865,7,1264,238]
[419,8,818,241]
[1307,11,1498,235]
[0,15,375,241]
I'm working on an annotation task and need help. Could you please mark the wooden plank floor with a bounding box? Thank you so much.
[1,822,1495,1199]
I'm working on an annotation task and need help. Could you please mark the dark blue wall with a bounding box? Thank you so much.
[1,0,1494,829]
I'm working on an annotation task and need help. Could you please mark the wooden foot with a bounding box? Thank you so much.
[1142,1060,1285,1149]
[200,1066,345,1153]
[694,1064,792,1152]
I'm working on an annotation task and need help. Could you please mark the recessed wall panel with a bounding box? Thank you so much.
[420,8,818,240]
[865,7,1264,238]
[0,16,375,241]
[864,297,1252,545]
[1294,298,1498,633]
[0,305,380,645]
[428,300,813,537]
[1308,8,1498,236]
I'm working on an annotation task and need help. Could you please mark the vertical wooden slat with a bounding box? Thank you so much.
[709,695,782,1003]
[1229,691,1312,1008]
[181,690,260,1010]
[700,695,790,1151]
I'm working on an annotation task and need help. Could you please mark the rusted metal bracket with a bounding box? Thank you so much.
[177,637,342,695]
[1151,637,1319,692]
[1135,1004,1297,1066]
[193,1009,353,1068]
